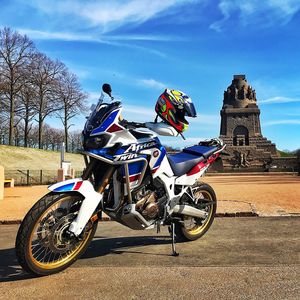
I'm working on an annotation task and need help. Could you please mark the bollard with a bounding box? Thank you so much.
[0,165,4,200]
[57,168,64,182]
[27,170,30,186]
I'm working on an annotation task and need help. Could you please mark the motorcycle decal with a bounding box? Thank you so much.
[114,153,138,161]
[50,180,83,192]
[124,140,157,153]
[52,182,75,192]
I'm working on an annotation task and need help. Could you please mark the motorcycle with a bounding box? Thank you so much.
[15,84,226,276]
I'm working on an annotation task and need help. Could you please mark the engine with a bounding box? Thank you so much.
[133,179,167,221]
[134,189,159,221]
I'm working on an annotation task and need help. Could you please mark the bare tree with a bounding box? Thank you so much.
[30,52,65,149]
[69,130,82,152]
[0,27,34,145]
[44,125,64,151]
[27,124,39,148]
[56,69,87,152]
[17,64,37,147]
[0,75,9,143]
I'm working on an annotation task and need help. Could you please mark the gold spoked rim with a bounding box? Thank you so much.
[183,189,214,236]
[28,196,93,270]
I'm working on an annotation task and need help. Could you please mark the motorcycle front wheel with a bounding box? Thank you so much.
[175,182,217,242]
[15,192,97,276]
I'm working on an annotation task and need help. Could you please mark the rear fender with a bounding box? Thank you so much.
[48,179,102,236]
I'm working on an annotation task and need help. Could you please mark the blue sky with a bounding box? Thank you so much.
[1,0,300,150]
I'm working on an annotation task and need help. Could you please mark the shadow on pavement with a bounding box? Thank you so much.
[82,235,171,259]
[0,248,35,282]
[0,235,171,283]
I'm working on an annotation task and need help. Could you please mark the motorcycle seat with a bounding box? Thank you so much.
[183,145,218,159]
[167,152,205,177]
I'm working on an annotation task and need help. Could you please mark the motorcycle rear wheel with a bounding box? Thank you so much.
[15,192,97,276]
[175,183,217,242]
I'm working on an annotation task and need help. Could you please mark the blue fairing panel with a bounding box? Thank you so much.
[153,145,166,168]
[91,109,119,135]
[89,148,114,160]
[120,155,148,176]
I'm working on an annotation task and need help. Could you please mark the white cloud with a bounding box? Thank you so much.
[137,78,167,90]
[23,0,195,33]
[260,96,300,104]
[210,0,300,32]
[263,119,300,126]
[17,28,104,43]
[107,34,186,42]
[18,28,167,57]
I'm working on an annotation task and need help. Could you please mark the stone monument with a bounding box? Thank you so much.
[219,75,279,170]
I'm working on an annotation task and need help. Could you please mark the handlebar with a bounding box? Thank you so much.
[120,120,146,129]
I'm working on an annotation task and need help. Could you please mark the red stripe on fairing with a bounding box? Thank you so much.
[107,123,123,133]
[151,166,159,174]
[123,173,141,182]
[73,181,83,190]
[187,153,220,176]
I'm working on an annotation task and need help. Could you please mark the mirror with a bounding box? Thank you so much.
[102,83,112,97]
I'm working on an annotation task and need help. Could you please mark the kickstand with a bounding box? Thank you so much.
[169,222,179,257]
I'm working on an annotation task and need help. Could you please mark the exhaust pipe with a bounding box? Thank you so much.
[173,205,207,219]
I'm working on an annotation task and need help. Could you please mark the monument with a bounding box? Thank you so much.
[219,75,287,170]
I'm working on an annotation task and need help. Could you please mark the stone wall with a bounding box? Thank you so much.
[272,157,299,171]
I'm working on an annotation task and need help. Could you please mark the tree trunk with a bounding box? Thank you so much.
[38,115,43,149]
[64,110,68,152]
[9,79,14,145]
[24,104,29,147]
[38,93,44,149]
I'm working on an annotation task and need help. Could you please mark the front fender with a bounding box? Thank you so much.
[49,178,103,236]
[49,178,98,195]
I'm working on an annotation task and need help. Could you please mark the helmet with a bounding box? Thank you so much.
[155,89,197,133]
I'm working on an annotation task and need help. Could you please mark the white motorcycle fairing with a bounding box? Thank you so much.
[48,179,102,236]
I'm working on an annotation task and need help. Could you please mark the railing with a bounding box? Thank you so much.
[4,170,83,186]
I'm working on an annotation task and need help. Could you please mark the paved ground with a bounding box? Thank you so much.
[205,175,300,216]
[0,175,299,222]
[0,218,299,299]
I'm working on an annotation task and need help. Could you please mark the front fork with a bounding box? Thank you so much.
[48,164,115,236]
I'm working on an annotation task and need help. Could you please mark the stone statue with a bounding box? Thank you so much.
[233,150,251,168]
[241,153,250,167]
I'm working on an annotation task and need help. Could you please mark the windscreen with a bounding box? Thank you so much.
[83,101,121,137]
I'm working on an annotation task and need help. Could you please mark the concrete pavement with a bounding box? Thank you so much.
[0,217,299,299]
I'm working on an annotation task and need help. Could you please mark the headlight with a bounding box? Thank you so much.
[84,134,110,149]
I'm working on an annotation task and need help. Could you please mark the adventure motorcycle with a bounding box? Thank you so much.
[15,84,226,276]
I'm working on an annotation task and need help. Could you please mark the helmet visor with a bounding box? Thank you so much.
[184,102,197,117]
